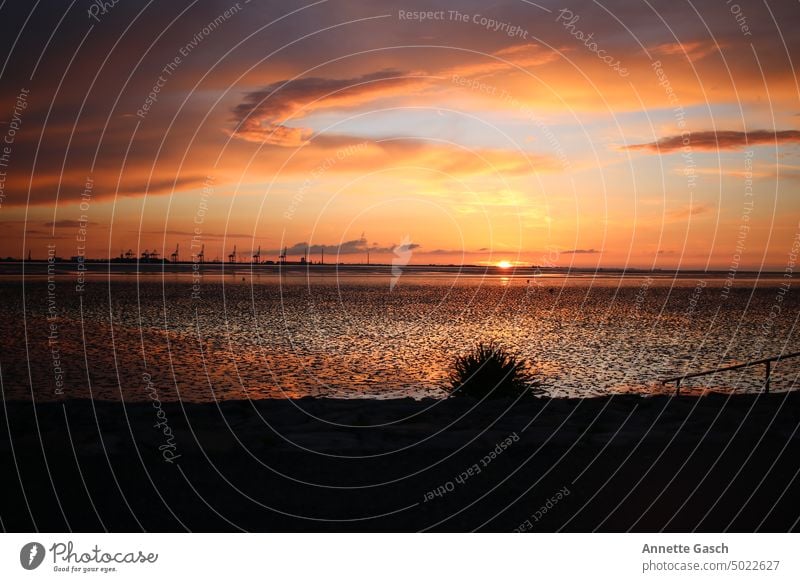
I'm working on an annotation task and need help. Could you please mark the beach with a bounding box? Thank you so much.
[1,271,798,401]
[2,392,799,532]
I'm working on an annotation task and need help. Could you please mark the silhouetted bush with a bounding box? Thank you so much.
[447,341,542,398]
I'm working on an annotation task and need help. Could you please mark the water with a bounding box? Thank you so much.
[1,268,798,401]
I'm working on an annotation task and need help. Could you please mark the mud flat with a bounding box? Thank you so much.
[1,392,799,531]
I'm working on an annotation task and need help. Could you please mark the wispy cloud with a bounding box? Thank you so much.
[140,230,255,239]
[229,70,423,146]
[444,43,559,79]
[667,203,713,220]
[626,130,800,153]
[44,219,99,228]
[651,40,722,62]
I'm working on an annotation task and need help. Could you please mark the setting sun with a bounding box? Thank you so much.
[497,261,513,269]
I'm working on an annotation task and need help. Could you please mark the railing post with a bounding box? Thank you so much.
[675,378,681,397]
[765,361,771,394]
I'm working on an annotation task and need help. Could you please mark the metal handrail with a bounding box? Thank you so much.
[661,351,800,395]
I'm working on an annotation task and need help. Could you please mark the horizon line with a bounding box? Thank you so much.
[3,258,792,274]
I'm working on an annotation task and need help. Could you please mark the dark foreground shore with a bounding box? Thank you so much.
[2,393,799,532]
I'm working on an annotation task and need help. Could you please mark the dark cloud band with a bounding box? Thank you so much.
[627,130,800,153]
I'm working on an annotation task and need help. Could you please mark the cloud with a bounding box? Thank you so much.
[270,137,557,181]
[420,247,495,256]
[666,203,713,220]
[4,171,212,207]
[229,70,424,146]
[626,130,800,153]
[140,230,255,239]
[651,40,722,62]
[445,43,560,79]
[562,248,601,254]
[281,237,421,256]
[44,220,99,228]
[369,140,552,176]
[229,43,560,149]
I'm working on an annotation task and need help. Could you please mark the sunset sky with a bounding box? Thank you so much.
[1,0,799,268]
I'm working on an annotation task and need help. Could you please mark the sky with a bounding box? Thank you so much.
[0,0,799,269]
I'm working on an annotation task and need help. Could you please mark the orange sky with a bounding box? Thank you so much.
[1,0,799,269]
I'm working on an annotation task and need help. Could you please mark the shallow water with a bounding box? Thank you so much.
[1,269,798,401]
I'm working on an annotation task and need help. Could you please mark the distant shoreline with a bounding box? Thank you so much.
[0,260,790,278]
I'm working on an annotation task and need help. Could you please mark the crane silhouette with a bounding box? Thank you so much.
[228,245,237,263]
[170,244,179,263]
[252,245,261,264]
[197,244,205,264]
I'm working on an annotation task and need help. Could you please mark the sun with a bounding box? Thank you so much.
[497,260,513,269]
